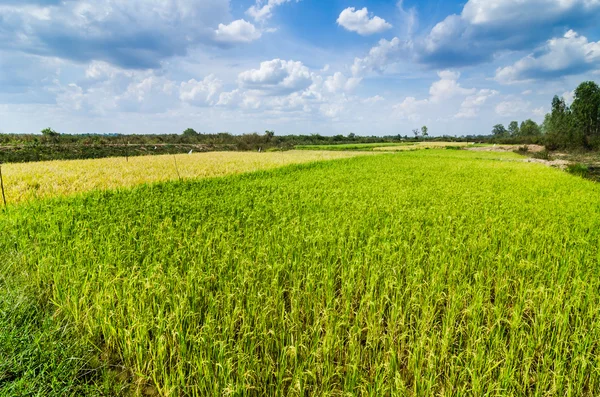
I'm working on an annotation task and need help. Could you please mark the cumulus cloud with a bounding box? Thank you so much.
[495,98,531,116]
[429,70,475,103]
[180,75,223,106]
[416,0,600,68]
[351,37,404,77]
[324,72,361,93]
[455,89,498,119]
[495,30,600,83]
[337,7,392,35]
[247,0,298,22]
[0,0,233,68]
[393,96,429,121]
[238,59,313,95]
[214,19,262,44]
[394,70,496,121]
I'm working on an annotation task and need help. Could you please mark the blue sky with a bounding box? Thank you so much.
[0,0,599,136]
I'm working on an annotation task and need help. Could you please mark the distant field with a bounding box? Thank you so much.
[296,142,482,151]
[295,142,418,151]
[0,150,369,205]
[3,150,600,395]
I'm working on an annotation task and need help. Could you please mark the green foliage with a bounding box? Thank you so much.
[492,124,507,136]
[532,149,551,160]
[421,125,428,137]
[571,81,600,148]
[182,128,199,136]
[519,119,541,137]
[2,151,600,395]
[508,121,520,137]
[543,81,600,150]
[41,127,59,137]
[566,163,589,178]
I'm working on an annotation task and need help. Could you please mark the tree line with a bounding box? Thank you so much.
[491,80,600,149]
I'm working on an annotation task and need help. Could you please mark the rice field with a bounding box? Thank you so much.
[0,150,368,205]
[2,149,600,396]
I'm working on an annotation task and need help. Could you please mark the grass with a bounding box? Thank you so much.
[0,150,368,205]
[295,142,417,151]
[295,142,480,152]
[2,149,600,395]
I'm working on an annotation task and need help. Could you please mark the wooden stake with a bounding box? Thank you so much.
[0,164,6,209]
[173,155,181,181]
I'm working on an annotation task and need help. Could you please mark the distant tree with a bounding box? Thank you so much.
[183,128,199,136]
[508,121,520,137]
[41,127,59,137]
[347,132,356,140]
[264,130,275,141]
[519,119,541,136]
[421,126,428,137]
[544,95,575,149]
[412,129,420,138]
[571,81,600,148]
[492,124,507,136]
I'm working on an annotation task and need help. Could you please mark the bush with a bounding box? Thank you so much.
[567,163,589,178]
[533,150,551,160]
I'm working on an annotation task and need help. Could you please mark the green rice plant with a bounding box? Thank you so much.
[2,150,600,396]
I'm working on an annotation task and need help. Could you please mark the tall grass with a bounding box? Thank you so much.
[2,150,600,395]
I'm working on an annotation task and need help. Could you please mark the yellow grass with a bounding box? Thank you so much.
[2,151,370,205]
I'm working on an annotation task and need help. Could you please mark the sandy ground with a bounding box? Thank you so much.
[466,144,546,153]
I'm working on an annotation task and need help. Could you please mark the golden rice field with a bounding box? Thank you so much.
[1,150,369,205]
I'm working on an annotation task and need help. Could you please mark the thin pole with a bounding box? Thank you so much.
[0,164,6,209]
[173,155,181,181]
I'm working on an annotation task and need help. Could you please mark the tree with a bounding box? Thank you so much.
[421,126,428,137]
[347,132,356,140]
[41,127,59,137]
[571,81,600,147]
[412,129,420,138]
[519,119,541,136]
[183,128,199,136]
[264,130,275,141]
[508,121,520,137]
[492,124,507,136]
[544,95,574,149]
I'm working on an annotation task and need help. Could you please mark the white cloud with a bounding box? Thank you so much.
[324,72,362,93]
[180,75,223,106]
[455,89,498,119]
[429,70,475,103]
[0,0,232,68]
[562,90,575,105]
[495,98,531,116]
[495,30,600,83]
[351,37,403,77]
[247,0,298,22]
[320,103,344,118]
[394,97,429,121]
[238,59,313,95]
[337,7,392,35]
[417,0,600,68]
[521,89,533,95]
[533,106,546,117]
[214,19,262,44]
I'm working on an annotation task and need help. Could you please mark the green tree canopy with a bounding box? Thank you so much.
[508,121,520,137]
[492,124,507,136]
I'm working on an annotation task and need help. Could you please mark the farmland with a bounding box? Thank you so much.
[0,151,368,205]
[2,149,600,395]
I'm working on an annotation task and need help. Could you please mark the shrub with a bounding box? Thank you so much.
[567,163,589,178]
